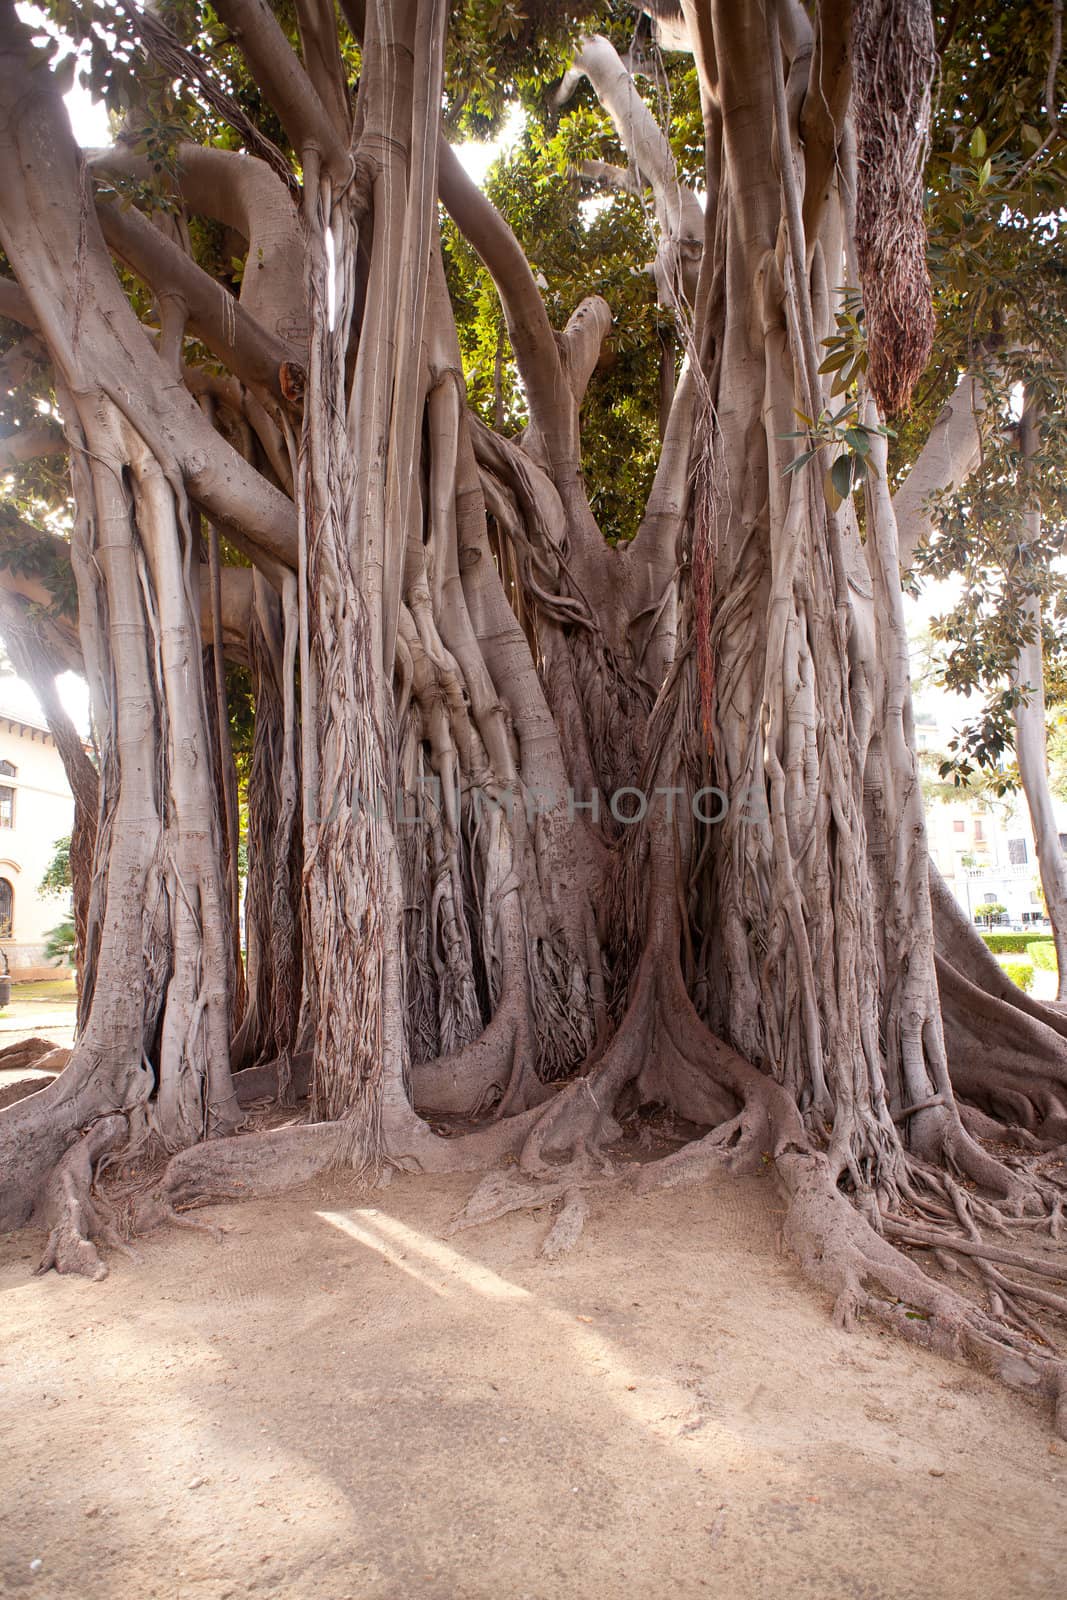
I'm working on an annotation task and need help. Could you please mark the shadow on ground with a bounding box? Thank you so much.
[0,1167,1063,1599]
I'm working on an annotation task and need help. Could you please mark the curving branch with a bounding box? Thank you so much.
[892,368,987,568]
[559,34,704,309]
[90,142,305,342]
[438,138,578,476]
[558,296,613,403]
[97,200,294,402]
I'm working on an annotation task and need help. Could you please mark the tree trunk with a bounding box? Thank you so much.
[1011,403,1067,1000]
[0,0,1064,1432]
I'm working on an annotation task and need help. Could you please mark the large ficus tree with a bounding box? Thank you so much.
[2,0,1067,1429]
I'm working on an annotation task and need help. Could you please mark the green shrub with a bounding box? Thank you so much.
[1027,940,1058,972]
[982,932,1042,953]
[43,917,76,967]
[996,955,1034,992]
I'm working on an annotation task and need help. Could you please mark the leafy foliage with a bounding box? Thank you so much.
[996,952,1035,990]
[982,930,1050,952]
[903,3,1067,782]
[43,916,76,966]
[1028,937,1059,971]
[38,835,72,900]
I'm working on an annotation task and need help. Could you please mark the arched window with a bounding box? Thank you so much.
[0,878,13,938]
[0,761,15,777]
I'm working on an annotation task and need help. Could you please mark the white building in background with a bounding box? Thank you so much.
[924,792,1056,929]
[914,698,1067,930]
[0,692,75,976]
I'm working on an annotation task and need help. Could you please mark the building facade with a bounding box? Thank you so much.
[0,703,75,977]
[925,789,1061,930]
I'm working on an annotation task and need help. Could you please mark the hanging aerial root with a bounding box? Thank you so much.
[852,0,937,413]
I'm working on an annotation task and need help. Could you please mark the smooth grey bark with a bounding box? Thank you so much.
[1011,404,1067,1000]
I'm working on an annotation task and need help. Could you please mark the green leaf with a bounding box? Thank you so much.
[830,453,854,500]
[844,427,871,457]
[970,126,987,161]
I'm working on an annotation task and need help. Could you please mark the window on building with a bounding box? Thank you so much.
[1008,837,1028,865]
[953,819,965,833]
[974,820,985,842]
[1060,833,1067,855]
[0,784,13,829]
[0,878,13,939]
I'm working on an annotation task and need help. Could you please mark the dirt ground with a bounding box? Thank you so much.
[1,1163,1065,1600]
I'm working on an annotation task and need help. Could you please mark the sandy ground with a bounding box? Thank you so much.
[1,1164,1065,1600]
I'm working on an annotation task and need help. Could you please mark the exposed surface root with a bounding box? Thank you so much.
[632,1108,766,1192]
[437,962,1067,1435]
[34,1115,130,1281]
[232,1050,312,1108]
[0,1072,59,1111]
[541,1188,589,1260]
[131,1122,345,1232]
[0,1036,66,1073]
[449,1156,606,1238]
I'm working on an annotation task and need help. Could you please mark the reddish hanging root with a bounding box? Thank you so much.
[852,0,938,415]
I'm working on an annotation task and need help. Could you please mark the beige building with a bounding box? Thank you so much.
[0,696,76,977]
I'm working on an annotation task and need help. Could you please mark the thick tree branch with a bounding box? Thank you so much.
[0,561,80,670]
[561,34,704,308]
[580,158,640,194]
[212,0,350,178]
[97,200,293,401]
[892,369,987,568]
[0,332,45,390]
[295,0,352,137]
[0,275,35,328]
[0,31,297,577]
[91,143,305,343]
[800,0,852,237]
[438,137,578,475]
